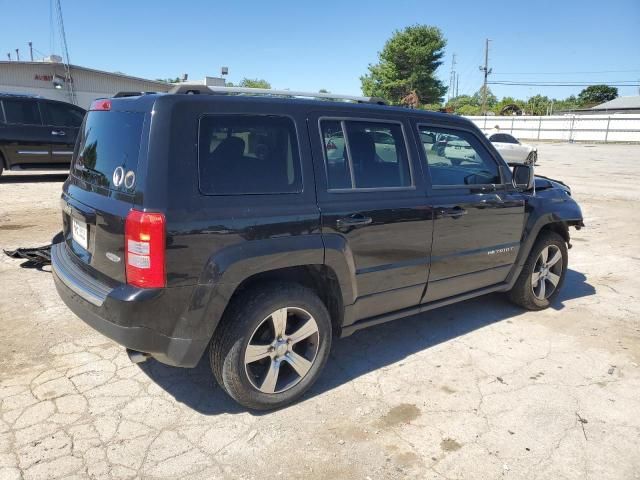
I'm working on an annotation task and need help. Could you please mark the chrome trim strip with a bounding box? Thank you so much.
[52,151,73,155]
[17,151,49,155]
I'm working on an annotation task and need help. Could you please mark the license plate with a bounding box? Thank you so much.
[72,218,88,250]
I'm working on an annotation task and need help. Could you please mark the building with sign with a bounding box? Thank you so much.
[0,60,226,109]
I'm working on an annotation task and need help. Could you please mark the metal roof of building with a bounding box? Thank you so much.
[591,96,640,110]
[0,61,169,86]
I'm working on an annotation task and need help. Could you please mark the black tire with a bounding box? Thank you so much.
[526,151,537,165]
[209,283,332,410]
[509,231,568,310]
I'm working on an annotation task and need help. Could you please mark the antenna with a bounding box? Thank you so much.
[54,0,77,104]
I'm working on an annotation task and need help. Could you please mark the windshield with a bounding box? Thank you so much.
[72,111,144,189]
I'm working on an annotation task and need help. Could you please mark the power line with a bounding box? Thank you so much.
[493,69,640,75]
[489,81,640,87]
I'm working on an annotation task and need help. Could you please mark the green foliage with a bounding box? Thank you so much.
[421,103,443,111]
[577,85,618,106]
[318,89,330,93]
[360,25,447,105]
[471,86,497,108]
[456,104,482,115]
[238,78,271,89]
[525,95,551,115]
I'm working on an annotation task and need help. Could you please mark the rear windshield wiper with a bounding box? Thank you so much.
[75,164,108,184]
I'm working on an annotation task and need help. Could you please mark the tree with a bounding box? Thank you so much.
[471,86,497,108]
[238,78,271,89]
[526,95,551,115]
[577,85,618,106]
[360,25,447,105]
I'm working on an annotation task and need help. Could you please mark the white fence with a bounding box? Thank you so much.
[465,114,640,143]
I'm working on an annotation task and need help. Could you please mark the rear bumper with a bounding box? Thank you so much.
[51,242,209,367]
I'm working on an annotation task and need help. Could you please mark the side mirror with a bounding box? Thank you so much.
[512,164,535,191]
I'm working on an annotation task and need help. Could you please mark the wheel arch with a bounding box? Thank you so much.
[222,264,345,337]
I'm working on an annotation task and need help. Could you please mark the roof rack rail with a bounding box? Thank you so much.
[167,84,387,105]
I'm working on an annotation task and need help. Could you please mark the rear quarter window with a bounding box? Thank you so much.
[198,115,302,195]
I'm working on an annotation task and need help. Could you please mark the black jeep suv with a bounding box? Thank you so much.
[0,93,85,175]
[51,87,583,409]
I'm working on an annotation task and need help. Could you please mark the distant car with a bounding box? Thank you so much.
[0,93,85,176]
[488,133,537,165]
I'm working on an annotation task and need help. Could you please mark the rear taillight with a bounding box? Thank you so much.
[90,99,111,111]
[125,210,165,288]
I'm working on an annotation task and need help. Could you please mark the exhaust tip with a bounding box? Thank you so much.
[126,348,151,364]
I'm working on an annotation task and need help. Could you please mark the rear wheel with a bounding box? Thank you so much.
[210,283,332,410]
[509,231,567,310]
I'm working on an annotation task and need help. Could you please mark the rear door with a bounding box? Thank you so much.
[40,100,85,166]
[0,97,51,166]
[62,105,147,283]
[417,123,525,302]
[310,112,433,324]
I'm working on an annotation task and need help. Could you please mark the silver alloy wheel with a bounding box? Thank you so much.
[531,244,563,300]
[244,307,320,394]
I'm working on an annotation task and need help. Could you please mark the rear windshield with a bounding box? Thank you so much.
[73,111,144,189]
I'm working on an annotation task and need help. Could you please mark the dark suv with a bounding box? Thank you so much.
[51,87,583,409]
[0,93,85,175]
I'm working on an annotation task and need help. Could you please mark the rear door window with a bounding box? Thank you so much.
[198,115,302,195]
[73,111,144,189]
[42,101,85,127]
[2,99,42,125]
[320,120,412,190]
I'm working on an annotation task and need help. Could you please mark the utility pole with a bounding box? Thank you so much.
[456,74,459,98]
[15,49,20,61]
[448,53,457,102]
[479,39,492,115]
[28,42,33,61]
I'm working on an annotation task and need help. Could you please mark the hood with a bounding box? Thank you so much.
[535,174,571,195]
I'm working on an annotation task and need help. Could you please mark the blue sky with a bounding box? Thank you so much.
[2,0,639,100]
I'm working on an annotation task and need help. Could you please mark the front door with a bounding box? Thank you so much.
[310,113,434,324]
[417,124,525,303]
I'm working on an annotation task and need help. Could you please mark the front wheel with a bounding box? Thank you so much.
[526,151,538,165]
[210,283,332,410]
[509,232,568,310]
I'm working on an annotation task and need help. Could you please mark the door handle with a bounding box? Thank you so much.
[51,130,66,136]
[439,207,467,219]
[336,214,372,231]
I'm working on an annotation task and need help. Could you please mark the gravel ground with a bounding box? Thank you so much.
[0,143,639,480]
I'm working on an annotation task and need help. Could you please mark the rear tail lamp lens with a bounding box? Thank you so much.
[125,210,165,288]
[90,99,112,111]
